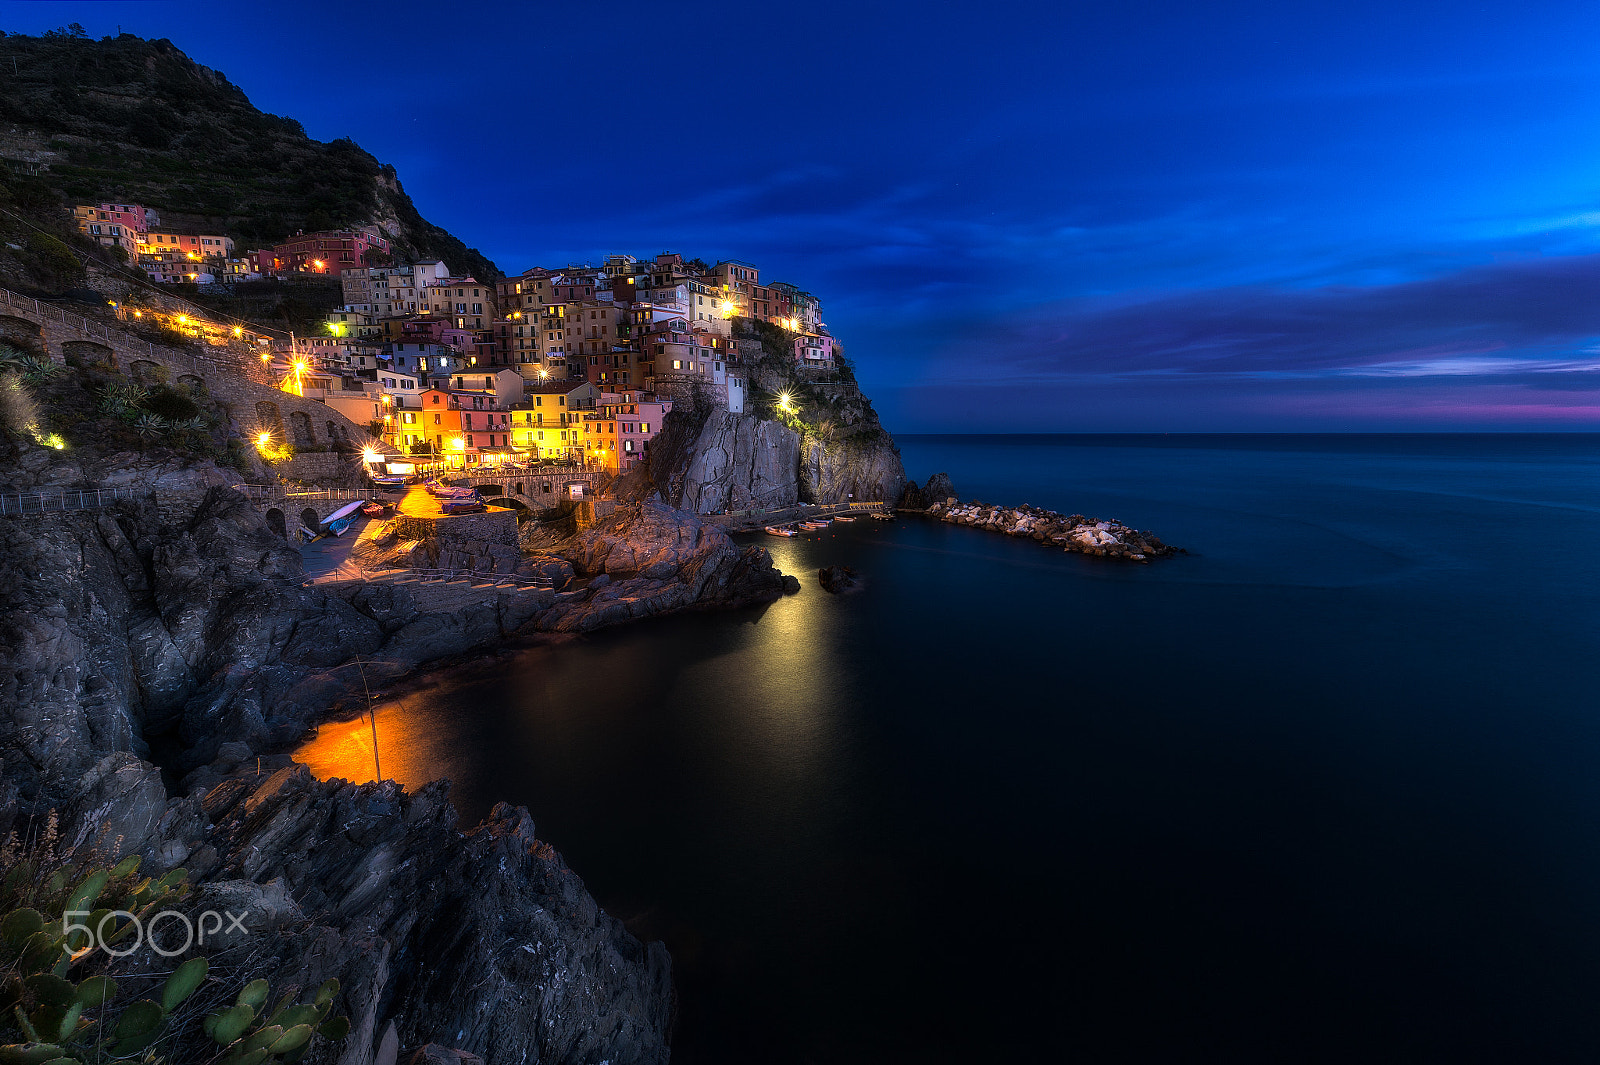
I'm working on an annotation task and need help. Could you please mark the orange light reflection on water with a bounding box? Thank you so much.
[297,705,433,791]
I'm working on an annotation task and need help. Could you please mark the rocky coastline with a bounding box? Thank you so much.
[899,472,1179,561]
[0,441,808,1063]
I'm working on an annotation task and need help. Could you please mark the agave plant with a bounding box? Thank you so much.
[130,413,167,441]
[17,356,63,384]
[0,344,28,375]
[96,382,149,419]
[169,416,209,448]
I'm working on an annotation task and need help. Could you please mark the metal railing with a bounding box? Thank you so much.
[307,564,554,590]
[233,485,374,505]
[0,486,145,516]
[715,501,885,520]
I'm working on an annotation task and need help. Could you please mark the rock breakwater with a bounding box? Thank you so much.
[923,499,1179,561]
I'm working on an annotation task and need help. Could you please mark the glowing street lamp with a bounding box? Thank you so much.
[777,392,794,414]
[361,447,381,465]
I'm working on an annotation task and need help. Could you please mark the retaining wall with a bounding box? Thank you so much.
[392,508,518,546]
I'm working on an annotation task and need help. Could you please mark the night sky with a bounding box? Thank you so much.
[7,1,1600,431]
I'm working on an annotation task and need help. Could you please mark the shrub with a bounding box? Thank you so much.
[140,386,201,422]
[0,376,40,436]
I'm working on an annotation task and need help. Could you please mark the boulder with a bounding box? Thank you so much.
[818,565,861,594]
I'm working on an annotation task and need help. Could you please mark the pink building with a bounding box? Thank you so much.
[73,203,160,248]
[401,317,477,354]
[602,390,674,468]
[795,333,834,368]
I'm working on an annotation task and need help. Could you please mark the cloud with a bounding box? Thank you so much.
[928,253,1600,387]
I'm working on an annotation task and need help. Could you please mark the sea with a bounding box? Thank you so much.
[297,434,1600,1063]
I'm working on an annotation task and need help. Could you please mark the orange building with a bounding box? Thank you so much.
[418,388,463,460]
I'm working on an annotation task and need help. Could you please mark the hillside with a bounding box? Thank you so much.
[0,27,497,281]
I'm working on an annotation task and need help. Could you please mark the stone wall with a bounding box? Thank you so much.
[276,452,362,484]
[0,285,389,459]
[392,507,518,547]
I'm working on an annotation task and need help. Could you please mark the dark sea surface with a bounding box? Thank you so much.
[298,434,1600,1063]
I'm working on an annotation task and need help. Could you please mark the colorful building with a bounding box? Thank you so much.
[73,203,160,248]
[602,390,673,469]
[510,380,602,460]
[262,228,391,276]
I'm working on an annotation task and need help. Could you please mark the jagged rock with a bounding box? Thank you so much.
[781,574,801,595]
[679,410,801,513]
[922,499,1178,561]
[922,472,957,504]
[178,767,672,1063]
[66,751,168,856]
[408,1047,483,1065]
[517,554,575,590]
[799,429,906,508]
[536,504,785,631]
[617,377,905,513]
[817,565,861,593]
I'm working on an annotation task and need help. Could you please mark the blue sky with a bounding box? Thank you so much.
[6,0,1600,430]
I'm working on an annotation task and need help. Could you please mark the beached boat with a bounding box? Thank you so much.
[361,502,389,517]
[764,525,797,537]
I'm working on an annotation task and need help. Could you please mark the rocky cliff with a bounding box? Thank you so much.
[0,434,805,1060]
[619,322,906,513]
[41,757,671,1065]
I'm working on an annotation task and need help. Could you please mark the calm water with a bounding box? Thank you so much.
[299,434,1600,1063]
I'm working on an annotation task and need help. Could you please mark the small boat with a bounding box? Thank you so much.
[800,520,830,531]
[764,525,797,537]
[361,502,389,517]
[442,500,487,514]
[871,511,893,521]
[833,515,857,522]
[328,517,353,537]
[371,475,406,486]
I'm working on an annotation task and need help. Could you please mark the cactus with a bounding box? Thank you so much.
[206,979,347,1065]
[0,857,347,1065]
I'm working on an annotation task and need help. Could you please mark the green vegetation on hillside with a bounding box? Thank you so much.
[0,29,497,281]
